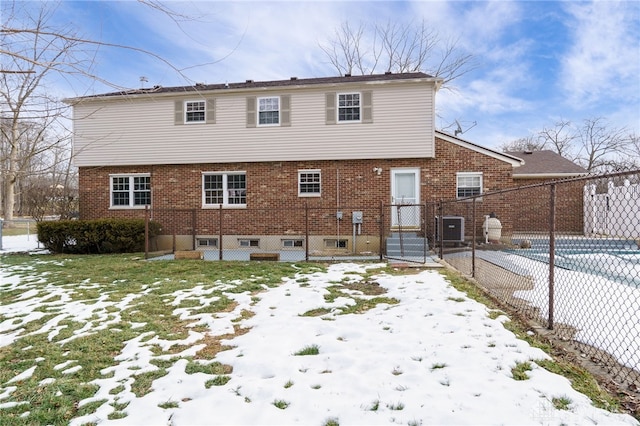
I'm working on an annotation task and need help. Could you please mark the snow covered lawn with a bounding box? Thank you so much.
[0,236,637,425]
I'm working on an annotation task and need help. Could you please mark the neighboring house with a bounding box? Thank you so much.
[505,150,588,233]
[66,73,584,253]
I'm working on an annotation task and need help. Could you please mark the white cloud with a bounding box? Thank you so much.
[560,1,640,108]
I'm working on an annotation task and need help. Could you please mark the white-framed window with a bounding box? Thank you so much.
[258,97,280,126]
[338,93,360,122]
[324,238,348,249]
[197,238,218,247]
[282,239,303,248]
[202,172,246,207]
[110,174,151,208]
[185,100,206,123]
[456,172,483,199]
[239,239,259,247]
[298,170,321,197]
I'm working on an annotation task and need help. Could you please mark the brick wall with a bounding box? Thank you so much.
[507,178,584,233]
[78,137,538,240]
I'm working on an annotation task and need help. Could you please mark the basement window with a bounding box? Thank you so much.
[239,239,260,248]
[324,239,348,249]
[197,238,218,248]
[282,239,304,248]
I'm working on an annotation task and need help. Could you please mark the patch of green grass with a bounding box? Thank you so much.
[323,417,340,426]
[110,400,129,411]
[552,396,572,410]
[185,360,233,375]
[338,296,400,315]
[430,363,447,370]
[158,400,179,409]
[272,399,290,409]
[386,402,405,410]
[300,307,332,317]
[293,344,320,356]
[368,399,380,411]
[109,385,125,395]
[284,380,294,388]
[511,361,533,381]
[131,369,168,397]
[447,296,466,302]
[537,359,620,412]
[205,375,232,388]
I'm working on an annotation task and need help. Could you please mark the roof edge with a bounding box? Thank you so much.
[514,173,590,179]
[435,130,524,167]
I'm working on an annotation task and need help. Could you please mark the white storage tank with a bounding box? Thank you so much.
[483,212,502,243]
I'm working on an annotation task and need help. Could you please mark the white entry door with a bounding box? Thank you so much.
[391,169,420,228]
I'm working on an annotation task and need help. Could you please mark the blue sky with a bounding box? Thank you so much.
[41,1,640,150]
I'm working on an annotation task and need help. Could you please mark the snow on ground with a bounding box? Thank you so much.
[1,235,638,425]
[0,234,43,254]
[505,253,640,371]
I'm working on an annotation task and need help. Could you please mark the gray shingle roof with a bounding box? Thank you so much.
[506,150,587,176]
[80,72,436,99]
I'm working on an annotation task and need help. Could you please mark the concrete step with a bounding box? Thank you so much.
[386,235,429,256]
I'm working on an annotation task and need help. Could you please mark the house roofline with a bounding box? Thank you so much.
[435,130,524,167]
[513,172,589,179]
[63,72,444,104]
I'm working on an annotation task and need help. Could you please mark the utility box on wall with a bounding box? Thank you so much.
[435,216,465,242]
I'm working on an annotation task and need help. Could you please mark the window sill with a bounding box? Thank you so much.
[109,206,149,210]
[298,194,321,198]
[202,204,247,209]
[456,197,483,202]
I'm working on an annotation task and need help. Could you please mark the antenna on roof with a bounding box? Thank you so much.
[140,76,148,88]
[454,120,462,136]
[454,120,478,136]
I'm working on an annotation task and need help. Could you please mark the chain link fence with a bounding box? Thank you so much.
[438,170,640,394]
[143,205,388,262]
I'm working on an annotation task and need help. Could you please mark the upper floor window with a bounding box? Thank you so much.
[203,172,246,207]
[185,101,205,123]
[258,97,280,126]
[457,172,483,199]
[110,174,151,208]
[326,91,372,125]
[175,99,215,125]
[338,93,360,122]
[298,170,321,197]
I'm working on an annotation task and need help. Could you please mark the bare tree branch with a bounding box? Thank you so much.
[319,19,476,89]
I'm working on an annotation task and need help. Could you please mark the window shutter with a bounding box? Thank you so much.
[325,92,336,125]
[362,91,373,123]
[246,96,256,128]
[280,95,291,127]
[206,98,216,124]
[174,100,184,125]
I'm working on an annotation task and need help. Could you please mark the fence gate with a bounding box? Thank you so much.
[384,203,430,263]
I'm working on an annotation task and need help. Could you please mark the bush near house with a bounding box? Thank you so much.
[37,219,161,254]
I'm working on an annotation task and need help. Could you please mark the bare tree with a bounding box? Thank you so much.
[320,19,476,89]
[502,117,635,173]
[0,3,85,222]
[538,119,577,159]
[1,1,226,221]
[498,135,545,153]
[575,117,630,173]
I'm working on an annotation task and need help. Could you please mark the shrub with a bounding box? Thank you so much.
[37,219,161,254]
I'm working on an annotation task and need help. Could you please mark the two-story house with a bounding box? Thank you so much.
[66,72,583,256]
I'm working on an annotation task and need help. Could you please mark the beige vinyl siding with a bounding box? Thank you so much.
[72,82,436,167]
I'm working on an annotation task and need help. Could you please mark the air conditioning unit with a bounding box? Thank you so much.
[435,216,465,243]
